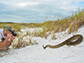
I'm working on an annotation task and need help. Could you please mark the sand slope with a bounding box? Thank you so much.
[0,27,84,63]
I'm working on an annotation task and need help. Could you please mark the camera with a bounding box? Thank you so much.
[2,38,5,42]
[9,30,17,36]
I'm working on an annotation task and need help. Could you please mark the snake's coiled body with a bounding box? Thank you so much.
[42,34,83,49]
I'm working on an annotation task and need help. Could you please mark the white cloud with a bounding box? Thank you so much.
[17,2,39,7]
[17,3,28,7]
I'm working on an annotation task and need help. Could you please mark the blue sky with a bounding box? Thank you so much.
[0,0,84,23]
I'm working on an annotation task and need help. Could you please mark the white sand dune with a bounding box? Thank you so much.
[0,26,84,63]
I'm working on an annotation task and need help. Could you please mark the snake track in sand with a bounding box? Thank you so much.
[42,34,83,49]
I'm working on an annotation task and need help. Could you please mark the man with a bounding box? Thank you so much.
[0,25,15,50]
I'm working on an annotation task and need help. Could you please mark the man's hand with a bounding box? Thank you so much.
[7,32,12,39]
[11,35,15,40]
[6,35,15,48]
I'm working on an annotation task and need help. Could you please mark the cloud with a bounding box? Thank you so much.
[18,2,39,6]
[0,0,84,23]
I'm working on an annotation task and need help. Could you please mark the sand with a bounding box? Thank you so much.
[0,26,84,63]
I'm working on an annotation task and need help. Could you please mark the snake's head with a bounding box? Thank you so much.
[42,45,46,49]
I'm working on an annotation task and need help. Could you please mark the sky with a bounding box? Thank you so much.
[0,0,84,23]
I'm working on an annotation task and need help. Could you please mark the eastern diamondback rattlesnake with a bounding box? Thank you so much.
[42,34,83,49]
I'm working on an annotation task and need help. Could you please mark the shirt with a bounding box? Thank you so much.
[0,29,7,41]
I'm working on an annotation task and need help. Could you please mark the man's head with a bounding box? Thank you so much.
[3,25,12,36]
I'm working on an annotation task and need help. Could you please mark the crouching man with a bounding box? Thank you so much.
[0,25,16,50]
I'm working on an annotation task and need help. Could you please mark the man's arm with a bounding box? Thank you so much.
[0,37,9,49]
[6,36,15,48]
[0,32,12,49]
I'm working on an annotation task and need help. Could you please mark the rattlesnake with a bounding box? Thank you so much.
[42,34,83,49]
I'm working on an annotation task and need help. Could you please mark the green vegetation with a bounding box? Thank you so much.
[42,9,84,33]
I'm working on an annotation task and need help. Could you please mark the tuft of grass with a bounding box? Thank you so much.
[12,31,38,49]
[51,32,57,40]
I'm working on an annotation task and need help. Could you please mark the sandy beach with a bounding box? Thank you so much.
[0,26,84,63]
